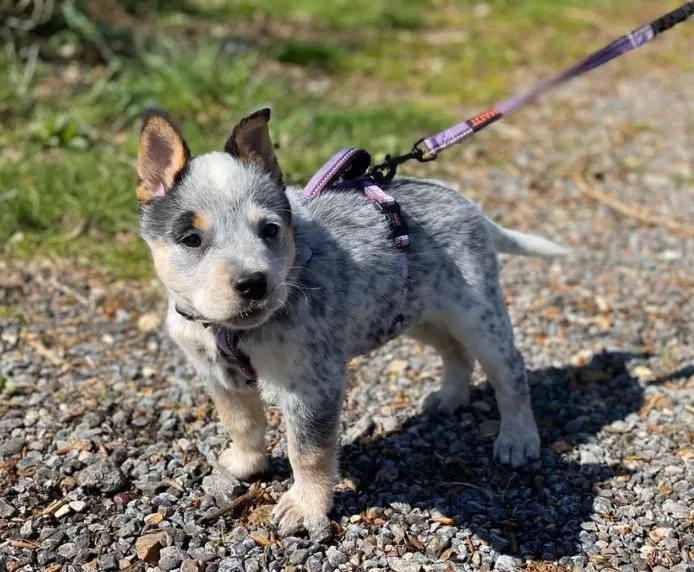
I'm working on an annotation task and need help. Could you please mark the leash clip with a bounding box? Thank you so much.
[368,138,439,184]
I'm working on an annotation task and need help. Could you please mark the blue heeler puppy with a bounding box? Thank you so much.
[136,108,568,536]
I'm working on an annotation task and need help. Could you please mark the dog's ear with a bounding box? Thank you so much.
[136,110,190,204]
[224,108,283,186]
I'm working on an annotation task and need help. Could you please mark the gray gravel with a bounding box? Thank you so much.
[1,66,693,571]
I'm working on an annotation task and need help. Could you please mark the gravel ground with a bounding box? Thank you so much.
[1,66,693,572]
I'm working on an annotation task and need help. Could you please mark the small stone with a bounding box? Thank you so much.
[387,359,409,375]
[58,542,77,559]
[119,519,141,538]
[309,515,332,543]
[144,512,164,525]
[137,312,161,333]
[387,557,423,572]
[20,518,34,537]
[594,497,613,514]
[0,437,25,457]
[54,504,71,518]
[201,473,244,506]
[181,560,203,572]
[349,514,362,523]
[159,546,186,571]
[69,500,86,512]
[99,554,118,571]
[648,527,672,543]
[580,449,600,465]
[342,416,375,445]
[218,557,245,571]
[326,546,348,567]
[135,532,169,563]
[77,459,127,493]
[0,500,16,518]
[633,365,654,382]
[604,420,630,433]
[141,365,156,379]
[289,549,309,565]
[663,500,690,519]
[495,555,522,571]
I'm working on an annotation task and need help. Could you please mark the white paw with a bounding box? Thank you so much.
[421,387,469,414]
[218,444,269,481]
[271,485,332,540]
[493,422,540,467]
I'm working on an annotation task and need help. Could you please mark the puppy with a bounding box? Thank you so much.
[135,108,568,536]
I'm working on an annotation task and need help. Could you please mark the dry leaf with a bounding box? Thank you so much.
[250,534,271,547]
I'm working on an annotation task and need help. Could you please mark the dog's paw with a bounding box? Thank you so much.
[493,422,540,468]
[421,387,469,415]
[271,485,332,540]
[218,444,269,481]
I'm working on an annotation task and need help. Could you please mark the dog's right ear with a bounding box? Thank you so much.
[224,108,283,186]
[136,110,190,204]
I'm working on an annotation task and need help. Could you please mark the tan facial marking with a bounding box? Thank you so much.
[191,213,210,232]
[246,206,265,227]
[149,240,176,283]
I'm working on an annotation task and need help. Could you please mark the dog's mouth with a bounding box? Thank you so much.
[175,302,271,330]
[225,305,268,328]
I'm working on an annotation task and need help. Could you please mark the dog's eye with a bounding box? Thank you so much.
[260,222,280,240]
[180,233,202,248]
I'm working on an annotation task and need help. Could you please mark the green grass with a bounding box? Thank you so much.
[1,0,691,277]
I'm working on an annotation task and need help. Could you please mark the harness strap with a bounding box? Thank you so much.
[302,148,371,201]
[300,150,411,339]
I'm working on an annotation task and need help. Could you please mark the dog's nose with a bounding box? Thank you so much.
[234,272,267,300]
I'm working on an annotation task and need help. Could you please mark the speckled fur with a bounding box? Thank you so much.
[136,109,568,536]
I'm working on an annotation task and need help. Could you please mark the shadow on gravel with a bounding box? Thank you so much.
[336,350,660,560]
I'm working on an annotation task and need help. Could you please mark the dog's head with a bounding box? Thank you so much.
[136,108,295,329]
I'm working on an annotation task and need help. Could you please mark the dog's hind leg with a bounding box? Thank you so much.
[442,291,541,467]
[209,384,270,480]
[408,322,475,414]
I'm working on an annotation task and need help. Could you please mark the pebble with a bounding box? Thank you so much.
[77,459,127,493]
[69,500,87,512]
[201,473,244,505]
[54,503,72,518]
[159,546,187,570]
[135,532,169,563]
[663,500,691,519]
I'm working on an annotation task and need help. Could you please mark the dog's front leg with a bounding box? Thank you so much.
[271,380,342,537]
[208,383,269,481]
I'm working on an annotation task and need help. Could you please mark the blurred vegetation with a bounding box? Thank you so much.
[0,0,690,277]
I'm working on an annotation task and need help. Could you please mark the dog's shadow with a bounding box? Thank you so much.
[334,350,667,560]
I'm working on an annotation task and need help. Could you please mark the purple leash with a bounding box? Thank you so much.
[362,2,694,176]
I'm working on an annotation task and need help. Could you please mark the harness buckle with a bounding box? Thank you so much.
[376,200,410,250]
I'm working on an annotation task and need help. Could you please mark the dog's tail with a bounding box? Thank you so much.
[484,218,571,257]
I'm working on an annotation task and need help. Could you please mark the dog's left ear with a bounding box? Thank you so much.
[224,108,283,186]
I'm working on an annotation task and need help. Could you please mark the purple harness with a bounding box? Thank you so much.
[178,2,693,383]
